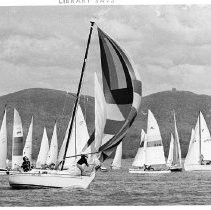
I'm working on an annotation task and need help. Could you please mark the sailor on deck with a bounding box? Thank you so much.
[76,154,89,176]
[21,156,31,172]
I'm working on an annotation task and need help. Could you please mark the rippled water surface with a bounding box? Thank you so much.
[1,159,211,206]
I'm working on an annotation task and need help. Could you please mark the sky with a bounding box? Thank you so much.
[1,5,211,96]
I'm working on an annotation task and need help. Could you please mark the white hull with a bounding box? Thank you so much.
[8,170,96,189]
[184,164,211,171]
[111,166,121,170]
[129,168,171,174]
[100,166,108,172]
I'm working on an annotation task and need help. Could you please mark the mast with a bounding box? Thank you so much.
[61,21,95,170]
[199,111,202,164]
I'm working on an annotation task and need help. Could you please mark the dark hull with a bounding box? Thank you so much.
[170,168,183,172]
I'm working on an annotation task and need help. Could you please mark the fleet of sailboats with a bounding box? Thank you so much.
[0,22,209,190]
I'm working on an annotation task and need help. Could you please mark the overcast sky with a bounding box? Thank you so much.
[1,5,211,96]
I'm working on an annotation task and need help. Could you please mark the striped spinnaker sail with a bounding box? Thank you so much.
[94,27,142,161]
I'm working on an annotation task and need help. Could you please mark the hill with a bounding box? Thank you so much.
[1,88,211,159]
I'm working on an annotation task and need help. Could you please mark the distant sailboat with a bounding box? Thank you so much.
[129,110,170,174]
[36,127,49,168]
[8,22,141,189]
[131,129,146,168]
[166,112,182,172]
[12,109,24,169]
[184,112,211,171]
[111,141,122,170]
[23,117,33,162]
[46,122,58,166]
[0,109,7,174]
[188,128,195,151]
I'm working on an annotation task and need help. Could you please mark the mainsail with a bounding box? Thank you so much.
[132,129,146,167]
[23,117,33,162]
[46,122,58,165]
[145,110,166,165]
[0,109,7,169]
[58,105,90,169]
[36,127,49,168]
[12,109,24,169]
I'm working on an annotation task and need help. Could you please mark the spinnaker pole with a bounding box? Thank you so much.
[61,21,95,170]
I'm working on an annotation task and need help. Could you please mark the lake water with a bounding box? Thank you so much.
[1,158,211,206]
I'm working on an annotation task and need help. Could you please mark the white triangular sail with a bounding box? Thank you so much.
[111,141,122,169]
[167,133,174,167]
[0,110,7,169]
[60,105,90,169]
[46,123,58,165]
[132,129,146,167]
[36,127,49,168]
[23,117,33,162]
[145,110,166,165]
[12,109,24,169]
[188,128,195,151]
[185,112,211,166]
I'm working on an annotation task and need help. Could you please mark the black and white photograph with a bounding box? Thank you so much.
[0,0,211,206]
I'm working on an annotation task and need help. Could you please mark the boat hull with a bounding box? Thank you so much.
[184,164,211,171]
[170,167,183,172]
[111,166,121,170]
[8,170,96,189]
[129,168,171,174]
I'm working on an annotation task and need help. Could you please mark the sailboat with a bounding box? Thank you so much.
[36,127,49,168]
[130,129,146,168]
[8,21,142,189]
[46,122,58,166]
[166,112,182,172]
[184,112,211,171]
[129,110,170,174]
[0,109,7,174]
[23,117,33,162]
[110,141,122,170]
[12,109,24,170]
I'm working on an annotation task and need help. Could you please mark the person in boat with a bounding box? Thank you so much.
[144,164,154,171]
[76,154,89,175]
[21,156,31,172]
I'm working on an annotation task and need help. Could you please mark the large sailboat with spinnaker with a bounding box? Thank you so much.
[8,21,142,189]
